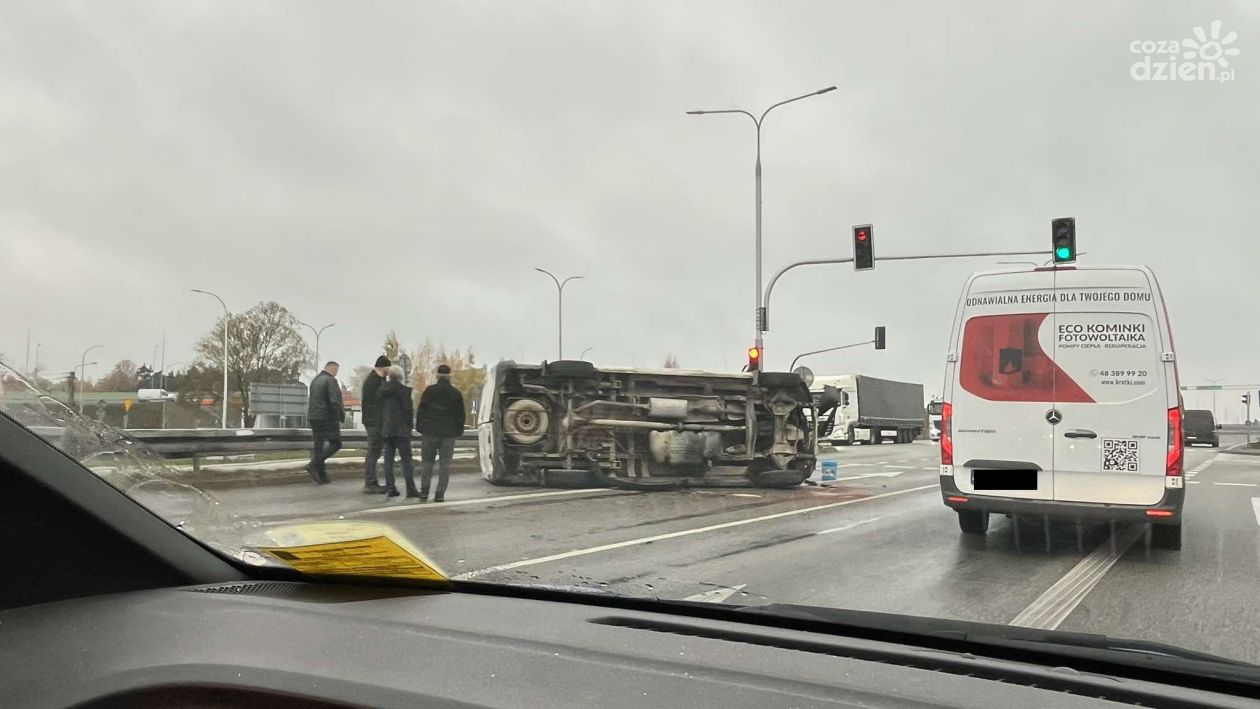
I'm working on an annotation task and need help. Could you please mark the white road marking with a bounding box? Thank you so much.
[817,517,882,535]
[683,584,746,603]
[453,484,939,580]
[1188,481,1201,485]
[730,493,762,498]
[1009,525,1144,631]
[1185,457,1216,478]
[1253,498,1260,527]
[351,488,620,516]
[1214,482,1258,487]
[836,471,904,481]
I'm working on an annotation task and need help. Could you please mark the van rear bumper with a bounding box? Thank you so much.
[940,477,1185,523]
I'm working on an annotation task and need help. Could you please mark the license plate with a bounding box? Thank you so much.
[971,469,1037,491]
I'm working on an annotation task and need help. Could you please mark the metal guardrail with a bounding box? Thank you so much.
[29,426,477,471]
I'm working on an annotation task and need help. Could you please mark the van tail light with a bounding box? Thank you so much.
[1166,407,1183,476]
[940,402,953,466]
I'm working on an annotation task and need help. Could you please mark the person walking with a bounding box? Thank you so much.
[360,355,391,493]
[306,361,344,485]
[379,365,420,499]
[414,363,465,502]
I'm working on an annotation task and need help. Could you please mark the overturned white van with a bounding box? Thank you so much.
[939,265,1185,549]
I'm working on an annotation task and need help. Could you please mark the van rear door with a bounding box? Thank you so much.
[1050,268,1169,505]
[951,270,1057,500]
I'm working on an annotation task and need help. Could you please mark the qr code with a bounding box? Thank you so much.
[1102,438,1140,472]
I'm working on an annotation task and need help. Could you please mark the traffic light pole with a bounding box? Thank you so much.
[760,249,1050,368]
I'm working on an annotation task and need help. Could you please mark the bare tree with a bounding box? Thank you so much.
[382,331,403,363]
[93,360,140,391]
[194,301,313,426]
[662,354,680,369]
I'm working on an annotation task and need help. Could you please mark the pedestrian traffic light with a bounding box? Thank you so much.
[747,346,762,372]
[1051,217,1076,264]
[853,224,874,271]
[874,326,886,350]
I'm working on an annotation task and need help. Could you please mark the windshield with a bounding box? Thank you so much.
[4,1,1259,671]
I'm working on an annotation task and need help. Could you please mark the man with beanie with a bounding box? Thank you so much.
[414,363,465,502]
[359,355,391,493]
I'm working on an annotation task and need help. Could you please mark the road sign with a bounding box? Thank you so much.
[249,383,308,416]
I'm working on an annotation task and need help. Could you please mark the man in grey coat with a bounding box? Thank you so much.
[306,361,344,485]
[359,356,391,493]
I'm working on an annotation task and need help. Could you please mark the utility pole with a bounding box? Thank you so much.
[299,321,335,371]
[687,86,837,363]
[535,268,583,359]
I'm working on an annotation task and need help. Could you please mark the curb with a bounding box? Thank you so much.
[1223,443,1260,456]
[175,460,481,490]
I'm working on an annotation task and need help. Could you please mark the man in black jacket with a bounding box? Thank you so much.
[359,356,391,493]
[306,361,344,485]
[379,366,420,499]
[414,364,465,502]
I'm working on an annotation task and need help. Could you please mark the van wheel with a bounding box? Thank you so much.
[957,509,989,535]
[1151,523,1182,550]
[870,429,881,445]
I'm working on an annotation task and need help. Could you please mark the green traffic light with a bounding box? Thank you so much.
[1056,246,1072,260]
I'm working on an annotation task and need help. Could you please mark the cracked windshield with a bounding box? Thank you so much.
[3,0,1259,667]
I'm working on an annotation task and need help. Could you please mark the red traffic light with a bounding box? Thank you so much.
[856,230,869,241]
[747,346,762,372]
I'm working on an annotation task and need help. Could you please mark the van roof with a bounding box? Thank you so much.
[969,263,1157,279]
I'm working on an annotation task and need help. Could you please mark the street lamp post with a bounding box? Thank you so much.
[687,85,837,362]
[579,347,594,361]
[191,289,230,429]
[535,268,583,359]
[299,321,335,370]
[1204,377,1226,421]
[77,345,103,414]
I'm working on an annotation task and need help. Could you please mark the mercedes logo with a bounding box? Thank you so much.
[1045,409,1063,425]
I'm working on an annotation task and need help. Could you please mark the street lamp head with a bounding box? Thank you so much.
[686,110,706,115]
[816,86,838,95]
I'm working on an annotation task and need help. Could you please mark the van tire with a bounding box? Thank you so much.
[1151,523,1182,550]
[957,509,989,535]
[546,360,598,378]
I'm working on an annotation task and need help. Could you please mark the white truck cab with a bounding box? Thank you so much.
[939,265,1184,549]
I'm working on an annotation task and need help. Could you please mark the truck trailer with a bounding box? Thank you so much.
[811,374,925,445]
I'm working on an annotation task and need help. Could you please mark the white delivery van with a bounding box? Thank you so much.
[939,265,1185,549]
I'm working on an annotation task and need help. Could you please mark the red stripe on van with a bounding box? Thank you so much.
[959,313,1094,403]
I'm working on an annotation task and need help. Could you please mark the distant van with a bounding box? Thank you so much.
[1182,409,1219,447]
[939,265,1184,549]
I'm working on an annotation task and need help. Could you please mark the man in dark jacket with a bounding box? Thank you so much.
[306,361,344,485]
[414,364,465,502]
[379,366,420,498]
[359,356,391,493]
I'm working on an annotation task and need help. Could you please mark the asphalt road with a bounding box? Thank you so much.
[205,432,1260,665]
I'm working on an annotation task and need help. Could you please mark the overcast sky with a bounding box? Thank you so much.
[2,1,1257,415]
